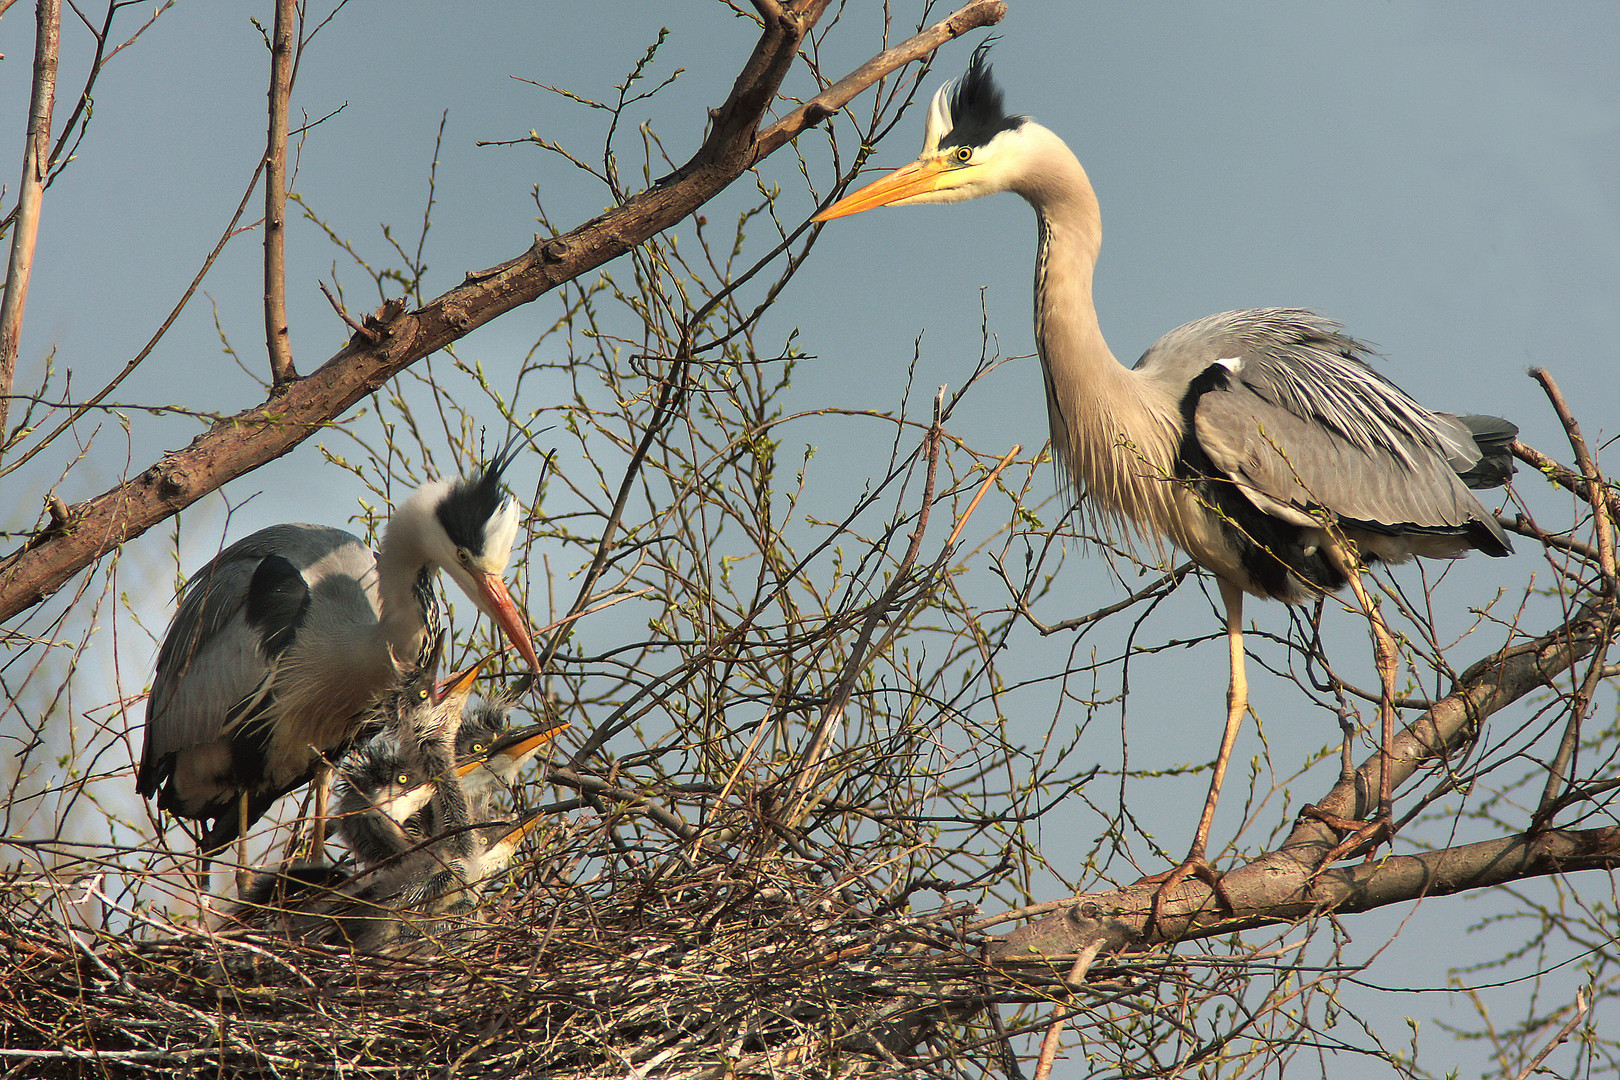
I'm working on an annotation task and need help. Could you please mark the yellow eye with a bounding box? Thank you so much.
[397,773,411,786]
[955,146,972,162]
[471,743,486,754]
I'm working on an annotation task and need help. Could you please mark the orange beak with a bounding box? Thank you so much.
[474,571,541,671]
[434,654,490,708]
[493,809,547,854]
[457,719,568,781]
[812,157,955,222]
[488,720,569,764]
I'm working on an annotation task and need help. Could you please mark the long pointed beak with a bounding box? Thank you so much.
[812,157,955,221]
[488,720,569,766]
[474,572,541,672]
[434,655,490,708]
[488,809,547,862]
[456,719,569,785]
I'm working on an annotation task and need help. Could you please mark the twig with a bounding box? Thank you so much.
[944,444,1020,550]
[1529,368,1614,593]
[262,0,297,386]
[1512,438,1620,523]
[0,0,61,440]
[318,279,374,342]
[1031,940,1105,1080]
[1509,987,1588,1080]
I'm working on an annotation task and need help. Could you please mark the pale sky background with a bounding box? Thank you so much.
[3,3,1618,1076]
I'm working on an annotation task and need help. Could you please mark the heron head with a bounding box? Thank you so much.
[407,448,540,672]
[813,42,1032,220]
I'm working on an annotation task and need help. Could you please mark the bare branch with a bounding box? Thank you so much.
[993,592,1618,956]
[0,1,1007,624]
[1530,367,1615,592]
[1510,988,1589,1080]
[994,823,1620,962]
[262,0,297,386]
[0,0,61,439]
[750,0,1008,165]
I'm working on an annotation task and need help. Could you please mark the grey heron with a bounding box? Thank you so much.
[138,450,542,880]
[814,46,1514,912]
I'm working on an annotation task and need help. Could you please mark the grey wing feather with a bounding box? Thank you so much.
[1138,309,1509,549]
[1193,385,1494,538]
[140,524,367,791]
[1143,309,1476,467]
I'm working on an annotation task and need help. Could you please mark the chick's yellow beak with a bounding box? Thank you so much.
[434,655,491,709]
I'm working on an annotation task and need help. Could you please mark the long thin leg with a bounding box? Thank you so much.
[1144,578,1245,929]
[310,761,332,856]
[236,793,251,895]
[1192,578,1249,859]
[1309,542,1398,860]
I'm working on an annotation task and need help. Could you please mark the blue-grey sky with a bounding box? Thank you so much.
[3,3,1617,1076]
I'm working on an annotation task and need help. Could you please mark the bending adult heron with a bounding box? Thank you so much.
[138,450,542,877]
[814,46,1514,909]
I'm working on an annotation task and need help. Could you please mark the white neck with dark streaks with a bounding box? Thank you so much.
[374,485,449,665]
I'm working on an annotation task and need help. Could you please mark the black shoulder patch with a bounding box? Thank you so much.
[944,41,1024,150]
[435,444,516,555]
[244,554,310,658]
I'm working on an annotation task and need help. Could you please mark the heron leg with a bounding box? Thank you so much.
[1307,543,1397,863]
[310,762,332,857]
[235,793,251,896]
[1142,578,1244,931]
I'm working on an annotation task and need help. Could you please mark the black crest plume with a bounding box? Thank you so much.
[436,441,518,554]
[943,40,1023,150]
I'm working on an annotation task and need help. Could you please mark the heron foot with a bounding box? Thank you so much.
[1301,804,1394,866]
[1136,856,1235,935]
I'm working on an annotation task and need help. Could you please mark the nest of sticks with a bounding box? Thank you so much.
[0,799,1006,1079]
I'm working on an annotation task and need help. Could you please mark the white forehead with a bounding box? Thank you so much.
[479,496,520,570]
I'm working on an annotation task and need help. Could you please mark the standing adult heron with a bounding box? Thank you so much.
[138,450,542,877]
[814,46,1514,909]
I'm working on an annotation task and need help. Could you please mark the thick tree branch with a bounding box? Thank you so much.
[0,0,61,439]
[991,592,1617,958]
[991,824,1620,965]
[0,1,1005,625]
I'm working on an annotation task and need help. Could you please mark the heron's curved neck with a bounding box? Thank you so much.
[1017,127,1177,534]
[374,507,438,661]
